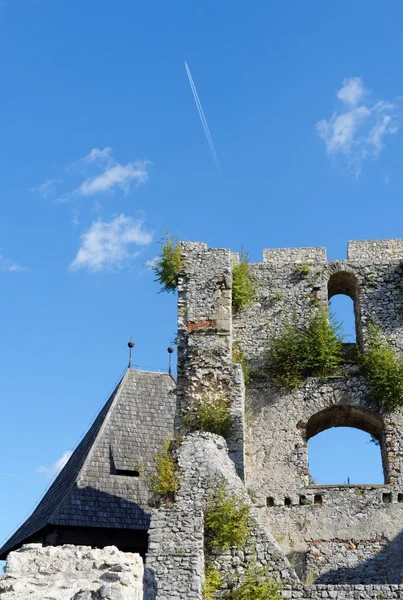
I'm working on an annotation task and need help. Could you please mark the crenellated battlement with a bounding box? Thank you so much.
[258,239,403,264]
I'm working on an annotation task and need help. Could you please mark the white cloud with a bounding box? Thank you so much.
[317,77,400,175]
[69,214,153,272]
[83,147,113,165]
[336,77,366,107]
[35,148,150,205]
[36,451,72,479]
[0,254,26,272]
[31,178,60,199]
[317,105,370,154]
[78,160,150,197]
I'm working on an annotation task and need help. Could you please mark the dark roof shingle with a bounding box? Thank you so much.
[0,369,176,558]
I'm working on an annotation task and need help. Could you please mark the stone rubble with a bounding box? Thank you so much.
[0,544,143,600]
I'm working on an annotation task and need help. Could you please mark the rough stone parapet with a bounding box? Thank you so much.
[263,247,327,264]
[0,544,143,599]
[348,239,403,261]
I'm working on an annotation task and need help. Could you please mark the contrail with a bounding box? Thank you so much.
[184,60,220,169]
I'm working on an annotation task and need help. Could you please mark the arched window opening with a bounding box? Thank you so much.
[329,295,356,343]
[307,406,387,485]
[328,271,361,349]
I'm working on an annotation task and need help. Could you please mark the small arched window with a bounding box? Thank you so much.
[328,270,361,347]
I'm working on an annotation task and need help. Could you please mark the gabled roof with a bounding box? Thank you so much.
[0,369,176,558]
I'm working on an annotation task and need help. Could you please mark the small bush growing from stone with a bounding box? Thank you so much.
[232,563,282,600]
[295,263,311,277]
[264,309,344,388]
[150,439,179,497]
[359,325,403,411]
[183,393,233,437]
[232,249,257,312]
[205,484,251,551]
[152,230,183,293]
[273,290,284,304]
[202,564,222,600]
[232,342,250,385]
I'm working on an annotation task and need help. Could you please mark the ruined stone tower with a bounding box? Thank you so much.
[174,239,403,584]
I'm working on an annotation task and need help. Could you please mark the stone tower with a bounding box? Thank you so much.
[175,239,403,584]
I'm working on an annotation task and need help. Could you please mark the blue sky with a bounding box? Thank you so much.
[0,0,399,547]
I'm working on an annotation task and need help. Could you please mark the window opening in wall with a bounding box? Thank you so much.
[284,497,291,507]
[314,494,322,505]
[398,494,403,503]
[307,405,386,485]
[329,295,356,343]
[309,427,384,485]
[383,493,392,504]
[328,270,360,350]
[266,497,274,507]
[299,495,308,505]
[114,469,140,477]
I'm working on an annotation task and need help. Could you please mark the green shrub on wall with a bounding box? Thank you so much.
[150,439,179,497]
[152,230,183,293]
[232,249,257,312]
[202,564,222,600]
[205,484,251,551]
[232,563,282,600]
[183,393,233,437]
[264,309,344,388]
[359,325,403,411]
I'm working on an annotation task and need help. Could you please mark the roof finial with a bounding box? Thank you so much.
[128,338,135,368]
[167,343,174,376]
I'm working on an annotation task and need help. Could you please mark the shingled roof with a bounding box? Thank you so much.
[0,369,176,559]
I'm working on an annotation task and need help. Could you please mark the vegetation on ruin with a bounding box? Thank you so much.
[264,308,344,388]
[232,249,257,312]
[204,484,251,551]
[273,290,284,304]
[232,342,250,385]
[359,325,403,411]
[202,564,222,600]
[152,230,183,293]
[294,263,311,277]
[232,563,283,600]
[150,438,180,497]
[183,393,233,437]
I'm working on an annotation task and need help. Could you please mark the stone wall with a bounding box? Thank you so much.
[305,537,393,584]
[284,583,403,599]
[0,544,143,600]
[146,433,298,600]
[177,242,245,475]
[145,507,204,600]
[229,241,403,582]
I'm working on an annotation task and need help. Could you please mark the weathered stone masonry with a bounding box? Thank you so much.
[168,238,403,592]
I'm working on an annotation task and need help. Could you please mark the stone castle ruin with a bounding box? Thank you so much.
[2,238,403,599]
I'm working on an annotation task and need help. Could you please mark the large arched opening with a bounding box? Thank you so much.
[307,405,387,484]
